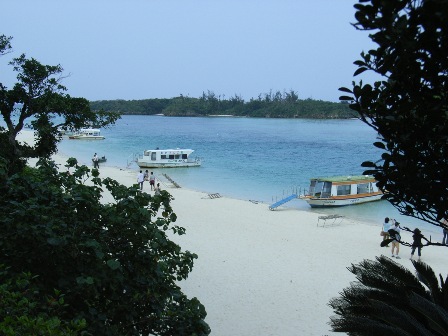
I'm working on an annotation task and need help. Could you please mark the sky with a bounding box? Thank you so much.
[0,0,378,103]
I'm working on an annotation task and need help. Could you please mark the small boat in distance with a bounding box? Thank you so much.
[301,175,382,207]
[135,148,201,168]
[69,128,105,140]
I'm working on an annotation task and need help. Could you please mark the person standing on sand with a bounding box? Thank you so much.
[137,170,144,190]
[143,170,149,182]
[93,153,99,169]
[381,217,392,247]
[390,221,401,259]
[149,172,156,191]
[441,218,448,245]
[410,228,423,261]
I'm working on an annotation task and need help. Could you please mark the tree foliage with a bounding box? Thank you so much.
[0,36,210,335]
[90,90,355,119]
[339,0,448,227]
[0,158,210,335]
[0,35,12,56]
[0,35,120,174]
[329,256,448,335]
[330,1,448,334]
[0,265,87,335]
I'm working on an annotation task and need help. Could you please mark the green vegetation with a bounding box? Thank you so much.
[0,34,120,174]
[330,1,448,334]
[341,0,448,230]
[329,256,448,335]
[90,90,356,119]
[0,265,87,335]
[1,35,210,335]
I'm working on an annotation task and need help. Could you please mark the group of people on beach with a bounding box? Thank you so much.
[381,216,448,261]
[137,170,160,195]
[381,217,423,260]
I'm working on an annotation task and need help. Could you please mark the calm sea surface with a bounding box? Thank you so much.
[54,115,441,237]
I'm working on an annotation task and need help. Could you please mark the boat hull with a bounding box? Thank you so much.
[306,193,382,208]
[69,135,105,140]
[136,161,201,168]
[68,128,105,140]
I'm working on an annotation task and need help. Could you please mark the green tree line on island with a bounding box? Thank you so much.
[90,90,356,119]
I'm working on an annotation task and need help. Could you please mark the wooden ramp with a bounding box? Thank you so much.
[162,173,181,188]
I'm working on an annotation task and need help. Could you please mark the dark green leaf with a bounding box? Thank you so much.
[106,259,120,270]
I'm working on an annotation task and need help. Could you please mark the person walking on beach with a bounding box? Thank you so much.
[154,183,161,196]
[137,170,144,190]
[390,221,401,259]
[441,218,448,245]
[92,153,99,169]
[143,170,149,182]
[381,217,392,247]
[149,172,156,191]
[410,228,423,261]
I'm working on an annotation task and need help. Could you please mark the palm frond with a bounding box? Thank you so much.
[409,292,448,336]
[412,260,441,300]
[329,257,448,335]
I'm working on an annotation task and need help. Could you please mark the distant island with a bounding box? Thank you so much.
[90,90,356,119]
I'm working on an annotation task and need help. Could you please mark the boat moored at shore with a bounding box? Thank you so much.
[69,128,105,140]
[301,175,382,207]
[135,148,201,168]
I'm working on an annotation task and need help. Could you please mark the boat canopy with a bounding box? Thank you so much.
[78,128,102,135]
[142,149,194,160]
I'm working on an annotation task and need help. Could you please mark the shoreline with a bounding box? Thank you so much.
[17,130,447,336]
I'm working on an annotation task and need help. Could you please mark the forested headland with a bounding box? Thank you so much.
[90,90,356,119]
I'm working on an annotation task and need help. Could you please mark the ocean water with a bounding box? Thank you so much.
[52,115,442,237]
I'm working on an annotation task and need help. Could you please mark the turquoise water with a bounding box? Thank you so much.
[53,115,441,237]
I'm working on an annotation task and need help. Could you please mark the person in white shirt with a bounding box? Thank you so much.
[137,170,144,190]
[92,153,99,169]
[381,217,393,247]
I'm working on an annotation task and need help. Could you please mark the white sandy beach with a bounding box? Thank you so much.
[18,130,447,336]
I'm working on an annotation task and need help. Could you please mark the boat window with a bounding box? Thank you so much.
[322,182,332,198]
[161,155,166,159]
[357,183,370,194]
[337,184,351,196]
[151,152,156,160]
[309,180,317,195]
[169,155,174,159]
[174,154,180,159]
[182,154,188,159]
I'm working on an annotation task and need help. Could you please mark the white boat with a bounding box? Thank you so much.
[301,175,382,207]
[135,148,201,168]
[69,128,105,140]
